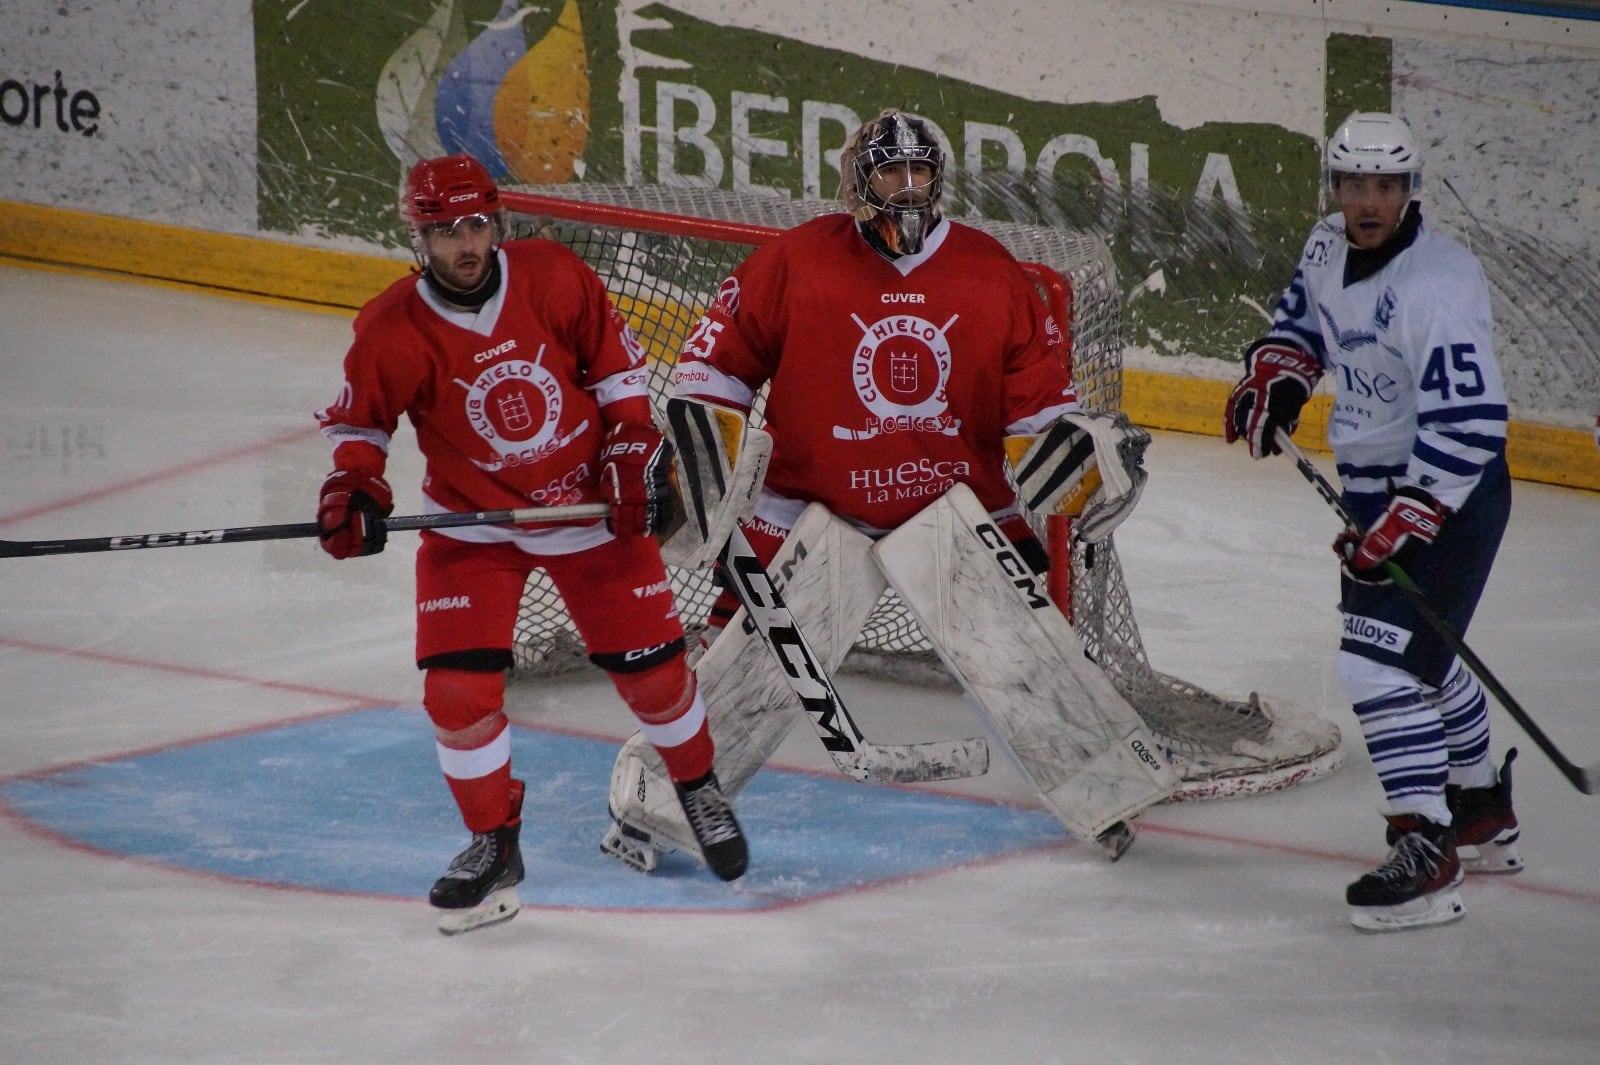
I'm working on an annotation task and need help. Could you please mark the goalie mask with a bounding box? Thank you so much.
[842,110,944,257]
[1324,112,1422,198]
[401,153,508,302]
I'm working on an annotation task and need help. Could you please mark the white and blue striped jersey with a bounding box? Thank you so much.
[1265,211,1507,515]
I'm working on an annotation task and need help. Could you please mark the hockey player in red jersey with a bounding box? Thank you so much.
[601,110,1165,874]
[315,153,746,934]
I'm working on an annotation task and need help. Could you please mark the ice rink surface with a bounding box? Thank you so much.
[2,265,1597,1064]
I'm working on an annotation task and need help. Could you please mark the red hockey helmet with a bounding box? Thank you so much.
[401,154,502,224]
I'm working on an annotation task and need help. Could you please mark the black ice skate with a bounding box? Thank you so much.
[1348,813,1464,933]
[430,778,526,936]
[1448,748,1523,874]
[674,770,747,882]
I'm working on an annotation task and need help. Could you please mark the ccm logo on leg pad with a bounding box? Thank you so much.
[974,522,1050,610]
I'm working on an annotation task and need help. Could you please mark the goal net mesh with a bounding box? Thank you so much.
[499,185,1342,801]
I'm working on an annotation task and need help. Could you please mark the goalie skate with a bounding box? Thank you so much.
[599,818,663,874]
[601,744,725,878]
[600,755,747,880]
[602,751,692,875]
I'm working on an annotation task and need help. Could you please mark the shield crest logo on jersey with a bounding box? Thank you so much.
[833,312,962,441]
[461,348,588,471]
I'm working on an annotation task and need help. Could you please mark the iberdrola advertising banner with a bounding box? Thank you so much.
[253,0,1389,362]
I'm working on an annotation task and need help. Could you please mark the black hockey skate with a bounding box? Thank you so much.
[430,778,526,936]
[1348,813,1463,933]
[1447,748,1523,874]
[674,770,747,882]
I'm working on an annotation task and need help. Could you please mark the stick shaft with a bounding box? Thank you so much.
[0,504,610,558]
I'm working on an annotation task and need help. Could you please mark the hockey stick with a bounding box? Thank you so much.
[0,503,610,558]
[718,524,990,785]
[1275,431,1598,794]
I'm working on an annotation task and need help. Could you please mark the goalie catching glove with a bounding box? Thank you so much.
[599,422,677,537]
[1224,340,1321,459]
[317,468,394,559]
[1008,411,1150,543]
[1335,486,1447,584]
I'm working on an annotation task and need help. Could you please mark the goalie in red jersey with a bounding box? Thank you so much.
[314,153,746,934]
[601,110,1173,875]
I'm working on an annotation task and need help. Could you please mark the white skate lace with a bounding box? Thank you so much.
[682,782,739,845]
[441,833,498,881]
[1370,832,1443,885]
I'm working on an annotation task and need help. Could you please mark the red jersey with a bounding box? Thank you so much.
[317,240,652,518]
[673,214,1076,531]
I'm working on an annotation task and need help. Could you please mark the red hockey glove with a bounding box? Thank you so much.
[1223,340,1321,459]
[599,422,676,537]
[317,468,394,559]
[1334,486,1447,583]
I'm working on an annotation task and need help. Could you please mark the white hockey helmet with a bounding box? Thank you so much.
[1324,111,1422,196]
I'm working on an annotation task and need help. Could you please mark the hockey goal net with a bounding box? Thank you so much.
[497,185,1343,801]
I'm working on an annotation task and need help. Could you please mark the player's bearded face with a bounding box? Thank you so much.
[419,214,498,291]
[1332,174,1411,250]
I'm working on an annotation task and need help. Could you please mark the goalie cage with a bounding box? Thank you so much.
[496,184,1343,802]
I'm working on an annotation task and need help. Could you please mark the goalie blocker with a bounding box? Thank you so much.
[602,485,1177,871]
[659,397,771,570]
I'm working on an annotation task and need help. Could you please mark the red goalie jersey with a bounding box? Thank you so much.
[673,214,1077,532]
[317,239,653,522]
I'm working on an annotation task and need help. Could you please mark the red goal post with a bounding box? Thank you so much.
[497,185,1343,801]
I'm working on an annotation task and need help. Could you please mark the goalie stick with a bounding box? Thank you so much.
[1276,430,1598,795]
[0,503,610,558]
[718,523,990,784]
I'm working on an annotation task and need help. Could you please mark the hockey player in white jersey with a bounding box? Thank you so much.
[1225,112,1520,932]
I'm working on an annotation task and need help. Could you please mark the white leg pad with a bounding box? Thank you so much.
[604,504,885,862]
[872,484,1178,841]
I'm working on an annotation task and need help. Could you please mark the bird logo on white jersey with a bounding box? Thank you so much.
[1318,303,1378,353]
